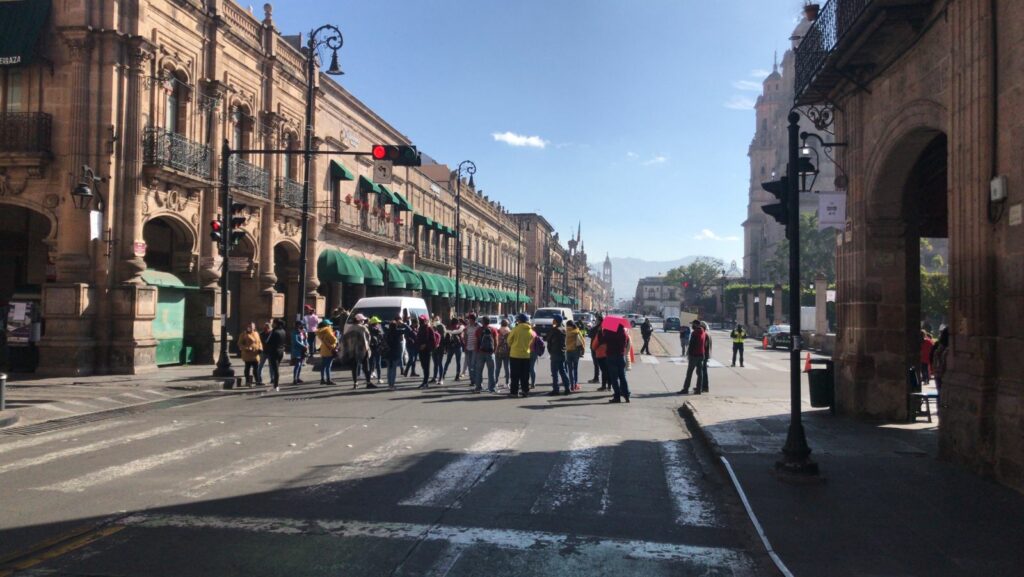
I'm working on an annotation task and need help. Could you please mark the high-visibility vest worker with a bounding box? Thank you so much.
[731,327,746,343]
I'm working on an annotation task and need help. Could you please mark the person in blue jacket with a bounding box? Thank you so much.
[291,321,309,384]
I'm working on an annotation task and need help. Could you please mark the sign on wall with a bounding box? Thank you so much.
[818,192,846,230]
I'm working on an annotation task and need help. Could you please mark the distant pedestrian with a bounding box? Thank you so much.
[237,322,263,386]
[565,320,584,391]
[368,317,384,385]
[441,319,465,381]
[475,316,499,392]
[640,317,653,355]
[291,322,309,385]
[678,320,708,395]
[545,315,570,395]
[463,313,481,388]
[415,315,439,389]
[588,314,604,384]
[592,328,610,391]
[508,314,534,397]
[256,321,272,384]
[700,321,712,392]
[604,325,630,403]
[344,314,373,388]
[919,329,934,385]
[730,324,746,367]
[431,320,447,385]
[384,317,413,389]
[316,320,338,385]
[303,304,319,334]
[931,326,949,395]
[266,319,287,391]
[494,319,512,387]
[403,317,420,377]
[680,323,691,356]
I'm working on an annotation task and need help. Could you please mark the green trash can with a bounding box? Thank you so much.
[808,366,834,408]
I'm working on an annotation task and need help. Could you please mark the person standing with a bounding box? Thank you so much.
[404,317,420,377]
[700,321,713,393]
[266,319,287,391]
[678,320,707,395]
[431,320,447,385]
[545,315,570,396]
[344,314,373,388]
[368,317,384,385]
[303,304,320,334]
[463,313,481,388]
[588,314,604,384]
[255,321,272,385]
[604,325,630,403]
[291,322,309,385]
[730,324,746,367]
[565,320,584,391]
[475,316,499,392]
[442,318,465,381]
[508,314,534,397]
[237,322,263,386]
[316,320,338,385]
[931,326,949,395]
[494,318,512,387]
[919,329,934,385]
[592,328,610,391]
[415,315,438,389]
[384,317,412,390]
[640,317,654,355]
[679,322,692,357]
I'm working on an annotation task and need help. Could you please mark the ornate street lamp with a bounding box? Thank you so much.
[72,165,102,210]
[452,160,475,315]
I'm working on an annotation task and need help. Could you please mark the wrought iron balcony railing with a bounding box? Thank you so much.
[277,177,303,208]
[144,128,211,181]
[794,0,872,103]
[0,112,51,154]
[228,156,269,198]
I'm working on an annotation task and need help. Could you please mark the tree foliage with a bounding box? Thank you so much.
[762,212,836,286]
[665,256,726,296]
[920,269,949,326]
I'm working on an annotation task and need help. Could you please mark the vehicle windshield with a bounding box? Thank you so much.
[532,309,560,319]
[775,325,791,332]
[349,307,428,323]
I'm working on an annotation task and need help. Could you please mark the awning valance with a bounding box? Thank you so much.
[330,160,355,182]
[358,175,379,195]
[397,264,423,290]
[318,250,363,284]
[0,1,50,67]
[381,261,406,290]
[355,257,384,287]
[393,192,414,212]
[377,184,399,206]
[412,213,434,228]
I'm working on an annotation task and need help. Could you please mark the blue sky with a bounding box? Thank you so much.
[268,1,804,265]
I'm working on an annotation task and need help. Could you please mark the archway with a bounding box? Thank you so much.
[142,216,199,366]
[0,205,52,372]
[228,234,259,353]
[273,241,300,321]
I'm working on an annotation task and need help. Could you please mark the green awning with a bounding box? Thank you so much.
[420,272,441,296]
[381,261,406,290]
[436,275,456,297]
[457,283,468,299]
[140,270,198,290]
[393,192,414,212]
[377,184,399,205]
[433,221,446,232]
[318,250,363,284]
[0,1,50,67]
[330,160,355,182]
[397,264,423,290]
[412,213,434,228]
[355,257,384,287]
[358,175,380,195]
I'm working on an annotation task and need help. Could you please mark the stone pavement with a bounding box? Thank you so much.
[682,391,1024,577]
[0,365,236,430]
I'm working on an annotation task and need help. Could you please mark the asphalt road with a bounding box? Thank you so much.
[0,333,779,577]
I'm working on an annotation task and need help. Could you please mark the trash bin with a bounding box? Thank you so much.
[808,365,834,408]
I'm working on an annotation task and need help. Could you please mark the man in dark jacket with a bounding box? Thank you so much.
[266,319,288,391]
[603,325,630,403]
[415,315,438,389]
[640,317,654,355]
[544,315,571,395]
[384,317,413,389]
[678,320,708,395]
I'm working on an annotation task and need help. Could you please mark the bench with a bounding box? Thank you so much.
[908,391,939,423]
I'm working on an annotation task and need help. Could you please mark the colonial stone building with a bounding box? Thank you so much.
[0,0,559,377]
[511,214,591,310]
[796,0,1024,491]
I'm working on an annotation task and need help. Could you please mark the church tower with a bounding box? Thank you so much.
[602,253,613,301]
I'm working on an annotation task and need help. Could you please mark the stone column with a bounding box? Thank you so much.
[757,289,769,328]
[814,276,828,336]
[774,284,785,324]
[745,291,755,330]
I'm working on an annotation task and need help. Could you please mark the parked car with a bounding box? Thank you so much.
[663,317,681,332]
[625,313,642,327]
[532,307,575,337]
[766,324,792,349]
[344,296,429,336]
[483,315,501,326]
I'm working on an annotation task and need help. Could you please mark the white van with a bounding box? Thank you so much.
[343,296,429,335]
[531,306,575,337]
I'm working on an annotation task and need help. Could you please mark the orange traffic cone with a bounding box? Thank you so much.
[763,335,769,349]
[803,352,812,373]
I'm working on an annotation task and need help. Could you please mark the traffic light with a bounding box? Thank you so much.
[682,281,690,289]
[209,219,224,243]
[761,177,790,238]
[229,202,247,247]
[371,144,421,167]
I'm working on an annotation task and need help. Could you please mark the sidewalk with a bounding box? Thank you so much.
[0,364,236,430]
[683,392,1024,576]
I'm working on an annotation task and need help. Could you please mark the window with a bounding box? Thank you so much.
[3,69,23,112]
[163,74,186,134]
[283,133,297,180]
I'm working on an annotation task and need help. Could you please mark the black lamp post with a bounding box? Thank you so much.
[296,24,344,323]
[72,165,102,210]
[453,160,476,316]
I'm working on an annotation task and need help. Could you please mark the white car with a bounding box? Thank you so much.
[531,307,575,337]
[344,296,429,336]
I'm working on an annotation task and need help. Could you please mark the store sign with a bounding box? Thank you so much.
[818,192,846,230]
[133,242,147,257]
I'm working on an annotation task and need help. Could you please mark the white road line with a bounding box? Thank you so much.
[0,421,132,456]
[182,427,354,498]
[400,429,522,508]
[121,513,756,568]
[119,393,151,402]
[60,399,101,410]
[530,433,617,516]
[303,427,443,495]
[36,426,260,493]
[143,389,171,397]
[0,423,189,475]
[659,441,719,527]
[91,396,125,406]
[640,355,660,365]
[35,404,77,414]
[762,363,788,372]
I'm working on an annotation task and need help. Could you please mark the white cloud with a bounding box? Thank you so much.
[694,229,740,242]
[750,68,772,79]
[492,131,548,149]
[732,79,763,92]
[642,155,668,166]
[626,151,639,159]
[724,96,756,110]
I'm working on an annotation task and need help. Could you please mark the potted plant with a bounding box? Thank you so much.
[803,2,820,21]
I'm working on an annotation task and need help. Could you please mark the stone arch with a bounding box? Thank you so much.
[0,196,59,247]
[142,214,198,276]
[143,212,198,255]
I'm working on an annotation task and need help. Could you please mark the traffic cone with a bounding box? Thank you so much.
[763,335,769,349]
[804,352,812,373]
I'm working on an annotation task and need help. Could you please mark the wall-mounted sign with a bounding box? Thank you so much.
[133,242,147,257]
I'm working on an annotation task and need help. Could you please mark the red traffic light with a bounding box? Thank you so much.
[372,145,387,160]
[682,281,690,289]
[210,220,222,232]
[370,144,421,167]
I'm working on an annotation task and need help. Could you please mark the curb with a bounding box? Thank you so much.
[678,401,726,463]
[0,413,20,429]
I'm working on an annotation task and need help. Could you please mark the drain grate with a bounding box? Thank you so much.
[0,393,221,436]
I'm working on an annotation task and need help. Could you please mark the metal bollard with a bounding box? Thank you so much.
[0,373,6,411]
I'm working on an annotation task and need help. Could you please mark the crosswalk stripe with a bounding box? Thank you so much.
[119,393,151,402]
[143,390,171,397]
[121,513,756,567]
[0,422,190,475]
[182,427,355,498]
[303,427,443,495]
[61,399,102,410]
[36,404,77,414]
[659,441,719,527]
[762,363,788,372]
[640,355,660,365]
[36,426,262,493]
[530,433,617,516]
[0,421,131,457]
[400,429,523,508]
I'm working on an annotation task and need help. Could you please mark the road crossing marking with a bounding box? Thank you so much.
[0,422,190,476]
[119,393,151,402]
[659,441,719,527]
[640,355,660,364]
[119,513,757,568]
[0,421,131,457]
[400,429,523,508]
[181,427,355,499]
[143,390,171,397]
[35,404,77,414]
[762,362,788,372]
[36,425,263,493]
[530,433,617,516]
[60,399,102,410]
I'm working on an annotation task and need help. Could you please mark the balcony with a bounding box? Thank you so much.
[228,156,270,199]
[0,113,52,167]
[795,0,937,106]
[144,128,211,184]
[277,177,303,208]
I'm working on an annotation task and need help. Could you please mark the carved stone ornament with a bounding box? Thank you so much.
[43,193,60,209]
[161,188,189,212]
[277,217,299,237]
[0,169,29,196]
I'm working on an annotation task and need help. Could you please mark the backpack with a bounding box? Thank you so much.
[532,335,546,357]
[497,332,510,357]
[574,331,585,351]
[431,327,442,350]
[479,328,496,353]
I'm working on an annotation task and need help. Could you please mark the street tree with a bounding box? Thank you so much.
[763,213,836,286]
[665,256,726,295]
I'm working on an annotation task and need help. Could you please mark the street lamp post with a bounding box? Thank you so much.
[453,160,476,316]
[296,24,344,323]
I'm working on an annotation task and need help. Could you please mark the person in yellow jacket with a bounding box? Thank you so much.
[565,320,585,391]
[507,314,535,397]
[316,320,338,385]
[237,322,263,385]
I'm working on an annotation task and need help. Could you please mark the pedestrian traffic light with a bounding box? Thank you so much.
[761,177,790,237]
[209,219,224,243]
[229,202,247,247]
[371,144,421,167]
